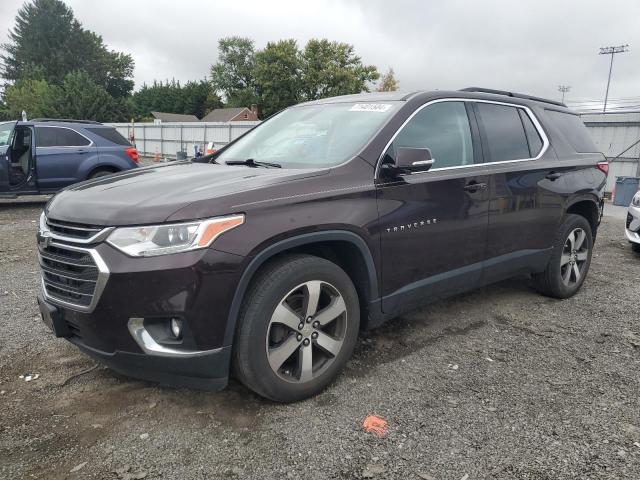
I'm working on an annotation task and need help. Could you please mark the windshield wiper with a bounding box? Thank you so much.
[225,158,281,168]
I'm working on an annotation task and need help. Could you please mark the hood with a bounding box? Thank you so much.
[46,162,328,226]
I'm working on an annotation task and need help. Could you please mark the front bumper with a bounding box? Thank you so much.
[72,338,231,391]
[37,241,246,390]
[626,204,640,245]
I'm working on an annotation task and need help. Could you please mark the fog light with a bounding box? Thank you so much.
[170,318,182,339]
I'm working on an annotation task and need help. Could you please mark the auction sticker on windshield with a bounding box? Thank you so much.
[349,103,393,113]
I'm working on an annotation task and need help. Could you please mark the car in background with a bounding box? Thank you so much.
[626,191,640,252]
[0,118,138,197]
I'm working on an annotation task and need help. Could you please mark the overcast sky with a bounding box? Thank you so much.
[1,0,639,109]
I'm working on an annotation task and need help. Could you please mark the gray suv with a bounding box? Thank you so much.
[0,118,139,197]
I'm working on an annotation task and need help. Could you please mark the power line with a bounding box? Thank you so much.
[599,44,630,113]
[558,85,571,103]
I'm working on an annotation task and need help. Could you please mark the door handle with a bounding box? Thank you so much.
[463,182,488,192]
[76,149,88,154]
[546,171,562,180]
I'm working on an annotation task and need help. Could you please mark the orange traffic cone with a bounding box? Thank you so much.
[154,149,160,162]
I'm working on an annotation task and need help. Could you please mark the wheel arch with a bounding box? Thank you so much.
[86,164,120,179]
[565,196,601,237]
[223,230,380,346]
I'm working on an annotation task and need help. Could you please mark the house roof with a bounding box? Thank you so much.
[151,111,199,122]
[200,107,250,122]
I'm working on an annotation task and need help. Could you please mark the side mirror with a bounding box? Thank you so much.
[383,147,435,176]
[393,147,434,174]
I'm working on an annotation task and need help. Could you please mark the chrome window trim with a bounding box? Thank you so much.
[375,97,550,178]
[39,241,109,313]
[34,125,94,148]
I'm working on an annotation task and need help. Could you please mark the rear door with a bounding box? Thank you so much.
[35,126,96,191]
[376,100,490,313]
[473,101,565,283]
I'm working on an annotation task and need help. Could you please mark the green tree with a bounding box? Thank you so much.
[0,0,134,97]
[300,39,379,101]
[377,67,399,92]
[52,71,125,121]
[210,36,259,107]
[2,78,57,119]
[254,39,302,117]
[130,79,222,120]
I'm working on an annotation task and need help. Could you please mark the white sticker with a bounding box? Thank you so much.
[349,103,393,113]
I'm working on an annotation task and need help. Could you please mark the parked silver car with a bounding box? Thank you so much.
[626,191,640,252]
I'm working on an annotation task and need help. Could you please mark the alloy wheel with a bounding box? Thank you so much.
[265,280,347,383]
[560,227,589,286]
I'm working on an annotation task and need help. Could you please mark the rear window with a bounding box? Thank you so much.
[85,127,131,146]
[35,126,91,147]
[475,103,530,162]
[518,109,544,157]
[545,110,597,153]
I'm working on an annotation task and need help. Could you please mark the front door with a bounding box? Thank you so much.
[0,121,17,194]
[376,100,490,313]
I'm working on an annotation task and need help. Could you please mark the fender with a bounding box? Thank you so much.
[222,230,380,346]
[79,154,131,179]
[564,193,603,226]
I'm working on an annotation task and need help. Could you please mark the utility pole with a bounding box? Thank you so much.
[599,44,629,114]
[558,85,571,103]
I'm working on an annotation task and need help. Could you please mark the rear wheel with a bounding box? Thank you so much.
[233,254,360,402]
[532,214,593,299]
[88,168,115,179]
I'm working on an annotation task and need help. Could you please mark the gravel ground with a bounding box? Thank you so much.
[1,199,639,480]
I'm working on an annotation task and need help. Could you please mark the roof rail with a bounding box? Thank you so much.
[29,118,102,124]
[459,87,566,108]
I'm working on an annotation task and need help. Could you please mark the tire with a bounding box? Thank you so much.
[233,254,360,402]
[532,214,593,299]
[631,243,640,253]
[88,169,115,179]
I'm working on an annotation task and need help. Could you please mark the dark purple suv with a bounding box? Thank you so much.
[36,88,607,402]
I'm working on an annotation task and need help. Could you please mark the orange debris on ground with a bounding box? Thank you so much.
[363,414,388,437]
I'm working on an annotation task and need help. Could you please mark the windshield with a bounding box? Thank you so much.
[216,102,399,168]
[0,121,16,147]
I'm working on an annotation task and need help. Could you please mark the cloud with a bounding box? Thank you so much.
[1,0,638,107]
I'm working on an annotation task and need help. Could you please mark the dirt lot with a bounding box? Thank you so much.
[1,199,639,480]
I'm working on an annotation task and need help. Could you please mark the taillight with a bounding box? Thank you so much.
[596,161,609,176]
[125,147,139,164]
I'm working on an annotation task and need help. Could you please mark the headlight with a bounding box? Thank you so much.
[107,214,244,257]
[632,192,640,207]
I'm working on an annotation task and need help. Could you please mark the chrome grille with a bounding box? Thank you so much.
[46,218,105,241]
[38,241,108,312]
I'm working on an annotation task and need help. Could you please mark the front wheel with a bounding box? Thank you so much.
[233,254,360,402]
[532,214,593,299]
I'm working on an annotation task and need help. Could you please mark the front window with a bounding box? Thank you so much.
[0,121,16,146]
[387,101,474,169]
[216,102,399,168]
